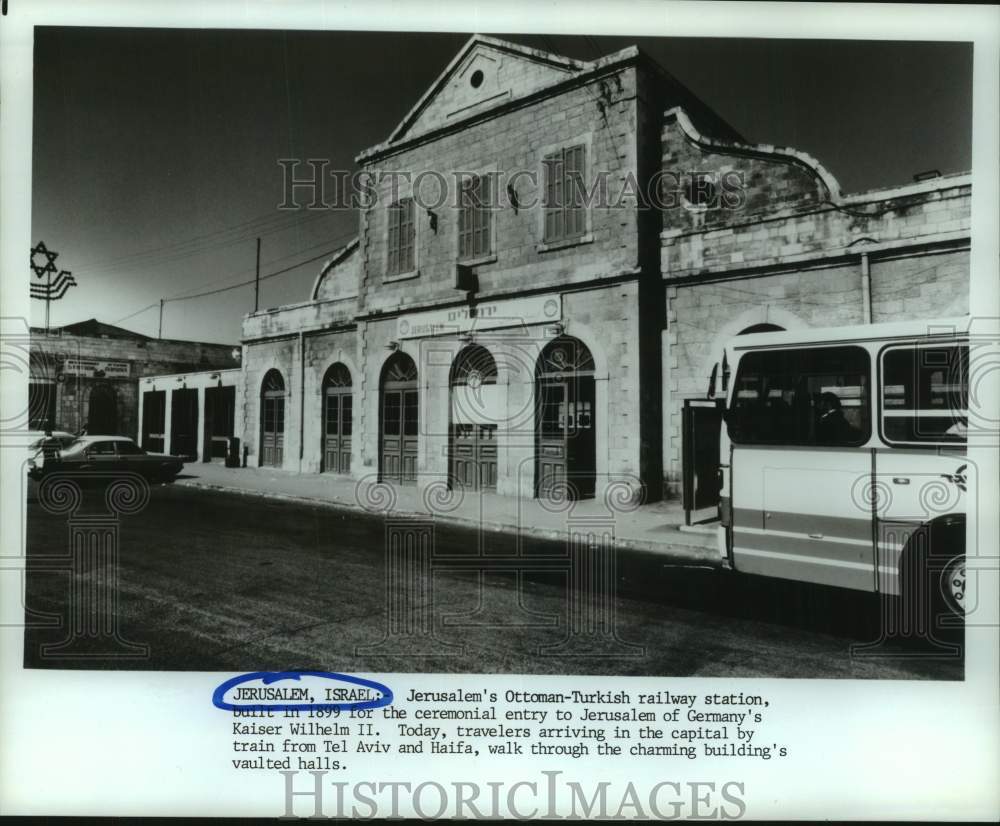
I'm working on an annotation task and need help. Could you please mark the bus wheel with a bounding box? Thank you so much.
[939,555,966,617]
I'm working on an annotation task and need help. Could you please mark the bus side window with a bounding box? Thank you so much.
[881,344,968,444]
[729,346,870,446]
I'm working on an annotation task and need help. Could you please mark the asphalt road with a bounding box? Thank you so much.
[23,482,962,678]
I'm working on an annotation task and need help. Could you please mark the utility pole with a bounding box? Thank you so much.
[158,298,164,338]
[254,237,261,313]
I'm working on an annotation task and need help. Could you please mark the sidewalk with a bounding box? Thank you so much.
[174,462,723,564]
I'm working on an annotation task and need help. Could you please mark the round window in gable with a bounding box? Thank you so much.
[470,69,484,89]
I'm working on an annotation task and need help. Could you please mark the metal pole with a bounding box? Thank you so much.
[45,270,51,333]
[158,299,164,338]
[254,237,261,313]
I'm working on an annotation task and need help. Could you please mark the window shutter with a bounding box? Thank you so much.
[478,175,491,257]
[402,199,414,271]
[459,178,473,260]
[543,155,558,242]
[458,175,492,261]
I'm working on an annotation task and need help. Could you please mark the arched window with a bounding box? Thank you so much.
[260,369,286,466]
[536,335,595,376]
[739,323,784,336]
[450,344,498,387]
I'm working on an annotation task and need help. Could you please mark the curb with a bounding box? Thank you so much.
[174,478,723,566]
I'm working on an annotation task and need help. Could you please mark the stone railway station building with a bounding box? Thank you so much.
[29,319,239,458]
[236,35,971,505]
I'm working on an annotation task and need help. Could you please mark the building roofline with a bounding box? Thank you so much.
[356,39,641,165]
[665,105,971,206]
[310,238,359,300]
[664,105,843,201]
[380,34,592,149]
[840,172,971,204]
[30,324,238,350]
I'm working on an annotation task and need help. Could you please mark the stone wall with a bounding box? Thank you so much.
[29,329,238,438]
[356,65,644,320]
[659,107,972,496]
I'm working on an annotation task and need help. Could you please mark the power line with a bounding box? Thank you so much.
[165,244,345,303]
[163,226,358,302]
[113,302,160,325]
[112,230,357,326]
[73,208,338,277]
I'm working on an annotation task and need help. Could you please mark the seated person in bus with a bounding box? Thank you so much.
[815,392,859,444]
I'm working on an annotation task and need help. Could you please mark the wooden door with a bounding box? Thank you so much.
[324,388,352,474]
[450,423,497,491]
[380,354,418,484]
[536,376,595,499]
[261,395,285,466]
[381,388,417,483]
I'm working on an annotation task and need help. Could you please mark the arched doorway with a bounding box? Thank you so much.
[535,335,596,500]
[322,363,352,474]
[449,345,498,491]
[88,383,119,434]
[260,369,286,467]
[379,352,418,484]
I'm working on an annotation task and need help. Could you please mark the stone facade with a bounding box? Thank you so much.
[240,35,738,502]
[659,108,971,494]
[239,35,971,505]
[29,319,239,439]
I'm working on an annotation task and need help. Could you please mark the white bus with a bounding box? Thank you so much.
[717,317,969,620]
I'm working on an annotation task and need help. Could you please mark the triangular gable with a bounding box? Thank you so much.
[386,35,591,145]
[57,318,150,340]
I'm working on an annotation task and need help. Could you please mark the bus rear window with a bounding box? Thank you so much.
[880,344,967,445]
[728,346,870,446]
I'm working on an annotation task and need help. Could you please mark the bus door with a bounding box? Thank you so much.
[728,346,877,592]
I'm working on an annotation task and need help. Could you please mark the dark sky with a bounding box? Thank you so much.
[31,28,972,344]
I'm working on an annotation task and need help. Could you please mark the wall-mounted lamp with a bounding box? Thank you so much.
[210,373,220,380]
[546,322,565,338]
[506,183,520,214]
[385,341,400,352]
[426,209,438,234]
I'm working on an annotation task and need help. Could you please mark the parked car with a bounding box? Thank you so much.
[27,435,185,482]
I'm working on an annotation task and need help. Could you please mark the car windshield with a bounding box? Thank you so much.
[60,439,88,454]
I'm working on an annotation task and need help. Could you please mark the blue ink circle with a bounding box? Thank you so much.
[212,670,393,712]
